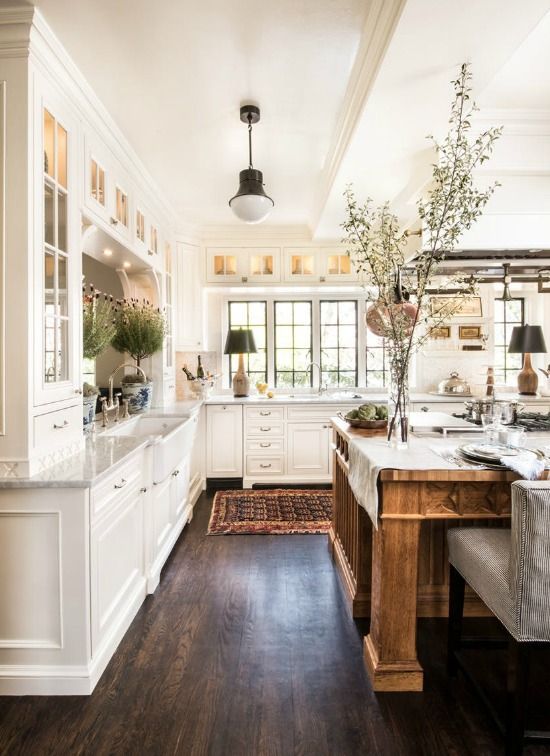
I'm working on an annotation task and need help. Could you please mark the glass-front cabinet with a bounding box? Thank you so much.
[319,248,356,281]
[206,247,281,283]
[283,248,318,282]
[36,99,80,406]
[164,243,174,370]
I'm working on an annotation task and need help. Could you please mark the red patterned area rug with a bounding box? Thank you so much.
[207,489,333,535]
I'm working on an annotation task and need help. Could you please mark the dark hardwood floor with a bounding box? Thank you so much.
[1,491,549,756]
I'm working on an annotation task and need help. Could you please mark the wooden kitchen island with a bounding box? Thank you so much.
[329,416,534,693]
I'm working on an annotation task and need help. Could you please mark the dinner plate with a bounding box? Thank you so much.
[455,450,506,470]
[460,443,520,462]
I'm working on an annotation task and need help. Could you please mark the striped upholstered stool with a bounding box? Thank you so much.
[447,480,550,756]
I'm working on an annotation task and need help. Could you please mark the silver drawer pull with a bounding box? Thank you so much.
[260,463,272,469]
[259,411,271,416]
[260,426,271,432]
[53,420,69,429]
[322,424,329,429]
[140,486,148,493]
[260,442,271,448]
[114,478,127,489]
[172,469,180,477]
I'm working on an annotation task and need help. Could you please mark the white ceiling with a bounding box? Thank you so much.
[34,0,368,228]
[314,0,550,239]
[480,10,550,110]
[25,0,550,238]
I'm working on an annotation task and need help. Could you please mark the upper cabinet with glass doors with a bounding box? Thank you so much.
[205,247,281,283]
[318,248,357,282]
[37,100,80,406]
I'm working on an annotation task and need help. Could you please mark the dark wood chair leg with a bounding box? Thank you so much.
[447,564,465,676]
[506,639,530,756]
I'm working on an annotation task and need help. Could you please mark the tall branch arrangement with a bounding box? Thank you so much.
[342,64,502,442]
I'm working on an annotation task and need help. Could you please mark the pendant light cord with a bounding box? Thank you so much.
[248,113,253,169]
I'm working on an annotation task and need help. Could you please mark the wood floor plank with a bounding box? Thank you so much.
[0,492,549,755]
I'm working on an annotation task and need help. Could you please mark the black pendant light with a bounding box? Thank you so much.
[229,105,274,224]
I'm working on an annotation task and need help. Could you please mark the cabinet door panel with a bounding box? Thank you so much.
[91,490,145,654]
[206,405,243,477]
[34,85,81,406]
[175,243,203,349]
[152,476,173,560]
[287,422,331,477]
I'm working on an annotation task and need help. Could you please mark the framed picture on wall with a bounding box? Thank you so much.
[430,325,451,339]
[430,296,483,318]
[459,325,482,339]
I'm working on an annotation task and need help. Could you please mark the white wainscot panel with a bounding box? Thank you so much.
[0,511,61,648]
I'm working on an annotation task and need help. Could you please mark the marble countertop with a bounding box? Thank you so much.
[0,435,149,489]
[203,392,550,405]
[0,400,203,490]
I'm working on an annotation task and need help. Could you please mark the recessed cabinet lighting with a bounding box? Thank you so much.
[123,261,131,269]
[103,248,113,257]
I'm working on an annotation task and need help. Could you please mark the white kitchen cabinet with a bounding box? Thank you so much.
[206,247,244,283]
[246,247,281,282]
[287,421,331,477]
[34,85,82,408]
[318,248,357,282]
[90,480,146,656]
[205,246,281,284]
[283,247,319,282]
[175,241,204,350]
[206,404,243,478]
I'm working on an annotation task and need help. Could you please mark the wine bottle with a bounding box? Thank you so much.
[182,365,196,381]
[196,355,205,380]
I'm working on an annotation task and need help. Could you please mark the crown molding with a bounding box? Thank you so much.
[199,223,313,243]
[310,0,406,235]
[0,7,180,229]
[474,108,550,136]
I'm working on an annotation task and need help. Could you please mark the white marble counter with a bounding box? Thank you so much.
[0,400,203,489]
[0,435,149,489]
[203,392,550,405]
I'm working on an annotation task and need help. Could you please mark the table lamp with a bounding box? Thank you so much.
[508,324,547,395]
[224,328,257,397]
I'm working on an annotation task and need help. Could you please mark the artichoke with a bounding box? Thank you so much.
[375,405,388,420]
[358,403,377,421]
[346,409,359,420]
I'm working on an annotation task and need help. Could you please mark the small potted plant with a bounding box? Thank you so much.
[111,299,166,413]
[82,287,116,431]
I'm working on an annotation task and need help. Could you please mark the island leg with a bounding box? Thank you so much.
[363,516,423,692]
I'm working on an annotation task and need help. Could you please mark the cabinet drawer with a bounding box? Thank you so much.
[91,453,144,522]
[246,439,284,453]
[245,406,284,421]
[412,402,463,415]
[246,455,284,475]
[33,404,82,451]
[246,421,285,437]
[286,405,342,422]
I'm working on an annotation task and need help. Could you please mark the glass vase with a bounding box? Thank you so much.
[387,365,410,449]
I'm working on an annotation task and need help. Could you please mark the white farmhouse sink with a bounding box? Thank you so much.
[105,415,197,483]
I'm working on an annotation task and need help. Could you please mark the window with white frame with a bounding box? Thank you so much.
[225,297,392,389]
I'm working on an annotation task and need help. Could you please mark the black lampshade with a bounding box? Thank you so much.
[508,324,547,354]
[224,328,257,355]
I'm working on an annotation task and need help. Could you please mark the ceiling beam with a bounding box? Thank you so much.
[309,0,406,236]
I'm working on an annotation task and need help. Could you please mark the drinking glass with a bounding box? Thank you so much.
[505,426,525,448]
[481,412,499,443]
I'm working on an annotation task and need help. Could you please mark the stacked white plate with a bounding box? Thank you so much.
[456,442,545,470]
